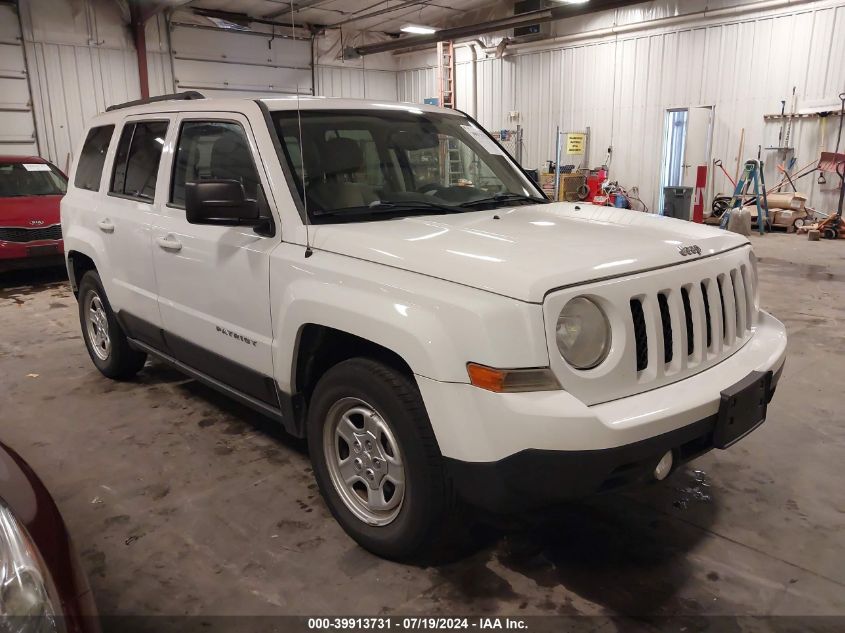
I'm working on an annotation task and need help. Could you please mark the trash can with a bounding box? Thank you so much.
[662,186,693,220]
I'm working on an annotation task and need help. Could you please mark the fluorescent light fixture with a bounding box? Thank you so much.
[401,24,437,34]
[556,0,589,3]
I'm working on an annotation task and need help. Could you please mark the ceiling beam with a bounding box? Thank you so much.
[353,0,645,56]
[328,0,430,28]
[265,0,331,20]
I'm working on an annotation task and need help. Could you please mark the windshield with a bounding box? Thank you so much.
[0,162,67,198]
[271,109,545,223]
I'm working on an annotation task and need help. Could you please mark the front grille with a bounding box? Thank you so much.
[630,263,754,374]
[0,225,62,243]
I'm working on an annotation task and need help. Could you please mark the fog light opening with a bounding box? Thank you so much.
[654,451,674,481]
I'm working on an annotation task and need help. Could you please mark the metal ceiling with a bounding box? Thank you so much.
[182,0,504,33]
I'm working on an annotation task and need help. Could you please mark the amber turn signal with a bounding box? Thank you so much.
[466,363,561,393]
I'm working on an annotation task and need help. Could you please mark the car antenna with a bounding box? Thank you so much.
[290,0,313,258]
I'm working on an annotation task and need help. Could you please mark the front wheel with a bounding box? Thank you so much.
[307,358,460,561]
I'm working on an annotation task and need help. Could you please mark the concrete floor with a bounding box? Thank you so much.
[1,233,844,623]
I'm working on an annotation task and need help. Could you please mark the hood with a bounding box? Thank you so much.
[0,195,63,227]
[310,203,749,303]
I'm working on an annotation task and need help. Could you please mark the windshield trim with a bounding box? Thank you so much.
[456,108,546,201]
[262,105,547,226]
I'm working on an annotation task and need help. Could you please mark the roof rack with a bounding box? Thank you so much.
[106,91,205,112]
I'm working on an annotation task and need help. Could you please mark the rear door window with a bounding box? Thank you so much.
[74,125,114,191]
[110,120,169,201]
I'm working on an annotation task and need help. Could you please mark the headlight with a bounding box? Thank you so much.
[0,503,61,633]
[556,297,611,369]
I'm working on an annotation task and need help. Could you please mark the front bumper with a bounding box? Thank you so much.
[0,239,65,272]
[416,310,787,512]
[444,364,781,513]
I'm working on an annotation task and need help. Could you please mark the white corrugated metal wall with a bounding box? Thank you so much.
[15,0,156,171]
[397,0,845,213]
[314,30,398,101]
[0,1,37,156]
[316,66,397,100]
[4,0,398,168]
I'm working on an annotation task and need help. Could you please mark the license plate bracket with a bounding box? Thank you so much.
[714,370,772,449]
[26,244,59,257]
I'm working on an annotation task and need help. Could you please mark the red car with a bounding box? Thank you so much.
[0,441,98,631]
[0,156,67,273]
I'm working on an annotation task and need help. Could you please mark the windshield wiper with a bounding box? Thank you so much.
[459,193,548,208]
[313,199,461,218]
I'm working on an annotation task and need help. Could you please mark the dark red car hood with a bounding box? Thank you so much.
[0,441,98,628]
[0,194,63,226]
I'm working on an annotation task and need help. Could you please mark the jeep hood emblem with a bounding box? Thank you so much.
[678,244,702,256]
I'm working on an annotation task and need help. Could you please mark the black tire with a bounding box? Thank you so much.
[307,358,461,562]
[77,270,146,379]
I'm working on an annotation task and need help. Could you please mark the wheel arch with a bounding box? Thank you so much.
[293,324,416,400]
[66,249,98,296]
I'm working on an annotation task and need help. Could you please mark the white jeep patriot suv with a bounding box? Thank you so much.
[62,92,787,560]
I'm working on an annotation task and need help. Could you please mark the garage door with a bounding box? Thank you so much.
[0,1,38,156]
[170,22,312,98]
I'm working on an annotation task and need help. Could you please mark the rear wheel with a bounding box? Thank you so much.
[78,270,146,379]
[307,358,460,561]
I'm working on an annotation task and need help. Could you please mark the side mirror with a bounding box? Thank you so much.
[185,180,261,226]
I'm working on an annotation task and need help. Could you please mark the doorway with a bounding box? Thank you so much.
[659,106,714,217]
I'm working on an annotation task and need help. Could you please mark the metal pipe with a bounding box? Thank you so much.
[554,127,562,202]
[507,0,821,53]
[129,3,150,99]
[469,43,477,118]
[310,34,316,96]
[165,12,178,92]
[328,0,429,28]
[353,0,639,56]
[169,21,308,41]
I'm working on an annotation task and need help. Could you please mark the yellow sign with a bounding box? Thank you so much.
[566,133,586,154]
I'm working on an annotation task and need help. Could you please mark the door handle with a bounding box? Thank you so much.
[97,219,115,233]
[156,235,182,252]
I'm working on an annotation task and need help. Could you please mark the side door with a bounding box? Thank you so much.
[151,112,278,407]
[100,116,171,345]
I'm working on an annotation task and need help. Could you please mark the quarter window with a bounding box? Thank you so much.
[74,125,114,191]
[170,120,260,207]
[110,120,168,201]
